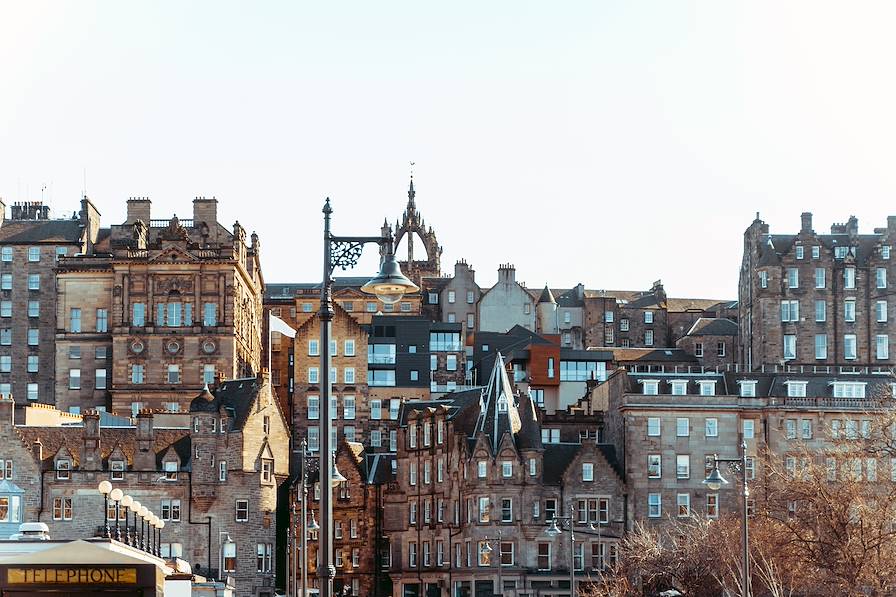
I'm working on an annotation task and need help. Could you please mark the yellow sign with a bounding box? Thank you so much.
[7,567,137,585]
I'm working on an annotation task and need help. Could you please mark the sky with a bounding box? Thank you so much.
[2,1,895,299]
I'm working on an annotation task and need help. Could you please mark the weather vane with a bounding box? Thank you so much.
[410,161,415,179]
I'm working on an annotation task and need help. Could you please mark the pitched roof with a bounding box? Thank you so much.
[473,353,522,454]
[0,219,83,244]
[189,376,267,431]
[542,444,580,484]
[537,285,556,304]
[667,298,736,312]
[597,347,699,364]
[685,317,739,337]
[15,425,191,469]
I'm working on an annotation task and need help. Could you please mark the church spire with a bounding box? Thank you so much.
[407,176,416,210]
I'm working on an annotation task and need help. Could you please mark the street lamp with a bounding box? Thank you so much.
[97,481,112,538]
[109,488,123,542]
[220,532,234,579]
[544,514,576,597]
[149,514,159,556]
[703,440,750,597]
[317,198,418,597]
[120,495,133,546]
[138,506,149,551]
[158,519,165,557]
[128,500,141,548]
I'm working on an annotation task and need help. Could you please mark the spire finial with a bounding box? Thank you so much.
[407,162,416,209]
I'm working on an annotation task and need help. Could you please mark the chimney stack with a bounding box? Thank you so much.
[126,197,151,225]
[800,212,813,234]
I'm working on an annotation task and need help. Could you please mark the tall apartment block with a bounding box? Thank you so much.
[739,212,896,369]
[0,199,100,413]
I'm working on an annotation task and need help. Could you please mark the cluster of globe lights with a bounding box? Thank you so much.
[98,480,165,555]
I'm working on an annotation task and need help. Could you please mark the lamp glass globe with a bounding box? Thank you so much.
[98,480,112,495]
[109,488,123,502]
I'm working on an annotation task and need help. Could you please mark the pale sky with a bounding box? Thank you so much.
[2,1,895,299]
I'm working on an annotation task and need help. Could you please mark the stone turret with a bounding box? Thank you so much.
[536,284,558,334]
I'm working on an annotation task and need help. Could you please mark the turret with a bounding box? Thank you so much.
[536,284,558,334]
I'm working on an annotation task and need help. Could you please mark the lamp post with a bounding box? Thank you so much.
[138,506,149,551]
[158,520,165,557]
[317,198,418,597]
[120,495,133,546]
[109,488,123,542]
[545,513,577,597]
[97,481,112,539]
[220,532,234,579]
[128,500,141,548]
[297,438,321,597]
[483,530,503,596]
[703,440,751,597]
[149,515,159,556]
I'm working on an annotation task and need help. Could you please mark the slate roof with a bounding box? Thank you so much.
[537,285,556,304]
[757,232,885,267]
[189,376,266,431]
[0,219,83,244]
[15,425,191,470]
[542,444,580,484]
[596,347,700,364]
[685,318,739,337]
[667,298,736,312]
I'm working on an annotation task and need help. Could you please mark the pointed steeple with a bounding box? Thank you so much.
[407,176,416,210]
[538,284,556,304]
[474,352,522,454]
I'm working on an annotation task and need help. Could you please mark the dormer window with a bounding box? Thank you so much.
[261,459,274,483]
[110,460,125,481]
[786,381,807,398]
[835,246,848,259]
[670,381,688,396]
[164,461,178,481]
[739,380,757,398]
[832,382,866,398]
[642,380,659,395]
[497,396,508,412]
[56,459,71,480]
[883,246,891,260]
[697,381,716,397]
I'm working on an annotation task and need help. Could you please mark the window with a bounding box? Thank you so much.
[203,302,218,326]
[478,497,490,522]
[0,302,9,318]
[783,335,796,360]
[308,339,319,356]
[644,310,654,324]
[759,271,768,288]
[131,302,146,326]
[845,299,856,322]
[787,381,807,397]
[785,418,797,439]
[26,355,37,373]
[676,418,689,437]
[3,330,13,346]
[27,300,38,318]
[705,418,718,437]
[648,493,661,517]
[813,334,828,360]
[501,498,513,522]
[529,458,537,477]
[307,367,320,384]
[70,308,81,332]
[647,417,660,436]
[69,369,81,390]
[677,493,690,517]
[343,396,356,419]
[219,461,227,481]
[844,267,856,289]
[96,309,108,332]
[698,381,716,396]
[877,268,887,289]
[582,462,594,481]
[0,356,9,373]
[167,364,181,384]
[428,292,439,304]
[502,461,513,478]
[235,499,249,522]
[717,342,726,357]
[644,330,654,346]
[447,354,457,371]
[164,461,178,480]
[706,493,719,518]
[801,419,813,439]
[0,248,9,262]
[26,384,37,401]
[813,299,826,322]
[648,455,661,478]
[786,268,798,288]
[676,455,690,479]
[844,334,858,360]
[161,499,181,521]
[477,460,487,478]
[131,364,144,384]
[643,380,659,395]
[222,542,236,572]
[795,245,804,259]
[884,246,892,259]
[53,497,72,520]
[815,268,826,289]
[537,543,551,570]
[96,369,107,390]
[743,419,755,439]
[877,300,888,323]
[781,299,799,322]
[877,335,890,360]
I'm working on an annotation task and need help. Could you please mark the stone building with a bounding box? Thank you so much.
[434,260,481,335]
[675,317,738,368]
[384,355,625,597]
[582,281,668,350]
[478,264,537,333]
[592,364,896,528]
[738,212,896,369]
[0,373,288,596]
[0,198,100,412]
